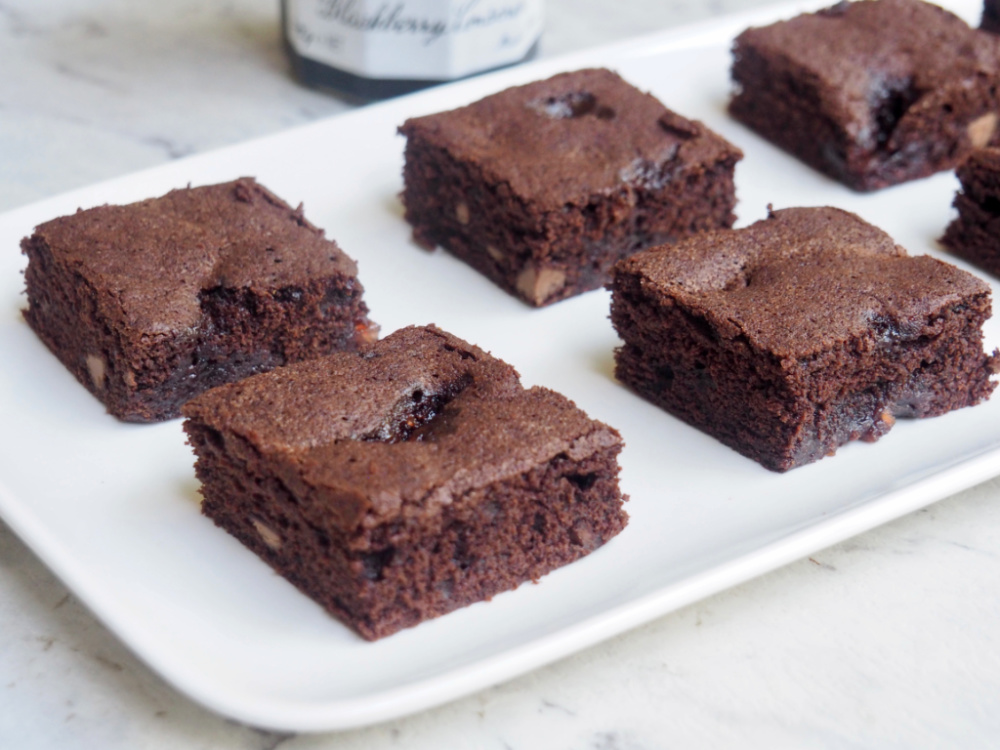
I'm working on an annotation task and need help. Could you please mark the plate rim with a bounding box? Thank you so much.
[1,0,994,731]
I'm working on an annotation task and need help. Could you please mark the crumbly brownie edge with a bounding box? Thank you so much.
[22,233,374,422]
[729,42,863,188]
[184,419,627,640]
[610,268,998,471]
[942,152,1000,277]
[22,233,150,419]
[941,193,1000,278]
[400,127,738,307]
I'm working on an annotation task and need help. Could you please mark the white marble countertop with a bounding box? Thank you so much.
[4,1,1000,747]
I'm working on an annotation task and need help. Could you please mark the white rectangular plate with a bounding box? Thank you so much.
[2,0,997,732]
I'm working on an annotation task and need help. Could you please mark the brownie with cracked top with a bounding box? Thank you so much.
[729,0,1000,191]
[182,325,628,640]
[610,206,999,472]
[942,147,1000,275]
[21,178,376,422]
[399,68,742,307]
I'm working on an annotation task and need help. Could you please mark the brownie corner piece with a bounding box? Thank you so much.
[729,0,1000,191]
[399,67,742,307]
[21,178,376,422]
[181,325,628,640]
[941,146,1000,276]
[610,206,998,472]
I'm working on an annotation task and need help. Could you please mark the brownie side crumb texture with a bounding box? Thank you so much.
[610,206,999,472]
[729,0,1000,191]
[942,147,1000,276]
[399,68,742,307]
[182,325,628,640]
[21,178,376,422]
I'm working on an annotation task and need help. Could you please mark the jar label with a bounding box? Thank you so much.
[286,0,544,80]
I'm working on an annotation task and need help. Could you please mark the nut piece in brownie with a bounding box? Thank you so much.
[399,68,742,307]
[22,178,376,422]
[182,325,628,640]
[610,206,999,472]
[729,0,1000,191]
[942,147,1000,275]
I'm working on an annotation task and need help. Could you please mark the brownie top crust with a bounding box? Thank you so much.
[30,178,359,332]
[399,68,742,210]
[616,206,991,358]
[732,0,1000,149]
[182,326,622,532]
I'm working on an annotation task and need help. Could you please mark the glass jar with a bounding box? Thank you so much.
[281,0,544,99]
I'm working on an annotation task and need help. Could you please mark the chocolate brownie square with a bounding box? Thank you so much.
[400,68,742,307]
[182,325,628,640]
[729,0,1000,191]
[22,178,376,422]
[942,147,1000,274]
[610,206,999,472]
